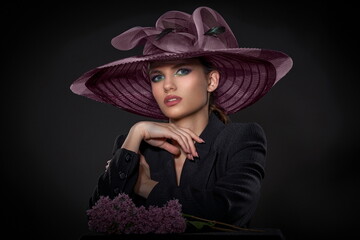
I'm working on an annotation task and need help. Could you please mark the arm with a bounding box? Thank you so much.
[89,121,204,207]
[144,123,266,227]
[89,134,141,207]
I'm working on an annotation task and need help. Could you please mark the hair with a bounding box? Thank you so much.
[198,57,230,124]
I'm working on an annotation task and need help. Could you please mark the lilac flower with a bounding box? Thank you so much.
[86,193,186,234]
[155,199,187,234]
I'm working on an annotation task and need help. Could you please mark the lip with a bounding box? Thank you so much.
[164,95,182,107]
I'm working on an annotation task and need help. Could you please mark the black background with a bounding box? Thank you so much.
[4,1,358,240]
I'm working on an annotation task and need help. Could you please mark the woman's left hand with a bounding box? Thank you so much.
[134,154,158,198]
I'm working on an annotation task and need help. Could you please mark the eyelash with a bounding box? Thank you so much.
[151,68,192,83]
[176,68,191,76]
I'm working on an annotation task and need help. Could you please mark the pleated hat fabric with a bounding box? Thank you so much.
[70,6,293,119]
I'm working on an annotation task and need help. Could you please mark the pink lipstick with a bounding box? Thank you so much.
[164,95,182,107]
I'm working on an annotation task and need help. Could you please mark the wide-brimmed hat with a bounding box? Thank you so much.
[70,6,293,119]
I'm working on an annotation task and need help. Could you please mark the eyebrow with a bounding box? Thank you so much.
[148,62,192,75]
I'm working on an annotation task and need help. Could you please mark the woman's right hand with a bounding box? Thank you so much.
[121,121,204,160]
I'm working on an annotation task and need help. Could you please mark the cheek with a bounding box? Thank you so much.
[185,77,208,98]
[151,84,163,104]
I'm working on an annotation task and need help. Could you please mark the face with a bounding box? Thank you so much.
[149,58,219,120]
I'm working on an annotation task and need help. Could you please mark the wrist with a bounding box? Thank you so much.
[121,122,146,153]
[132,121,147,139]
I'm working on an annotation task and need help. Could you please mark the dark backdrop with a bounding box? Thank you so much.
[4,1,358,240]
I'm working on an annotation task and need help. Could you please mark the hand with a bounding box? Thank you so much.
[134,154,158,198]
[138,121,204,160]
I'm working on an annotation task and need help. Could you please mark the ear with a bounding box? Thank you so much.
[207,70,220,93]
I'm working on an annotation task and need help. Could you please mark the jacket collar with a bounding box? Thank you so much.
[194,113,225,162]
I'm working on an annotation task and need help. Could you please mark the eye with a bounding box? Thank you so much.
[175,68,191,76]
[151,74,165,83]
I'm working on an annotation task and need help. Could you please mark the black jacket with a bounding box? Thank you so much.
[90,113,267,227]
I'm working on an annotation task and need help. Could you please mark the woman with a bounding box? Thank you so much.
[70,6,293,228]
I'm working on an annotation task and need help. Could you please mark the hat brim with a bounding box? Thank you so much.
[70,48,293,119]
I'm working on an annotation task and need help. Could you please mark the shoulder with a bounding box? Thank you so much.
[214,122,267,149]
[221,122,266,139]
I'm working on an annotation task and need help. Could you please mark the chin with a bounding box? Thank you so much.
[164,108,207,121]
[162,110,185,120]
[159,102,208,121]
[159,106,185,119]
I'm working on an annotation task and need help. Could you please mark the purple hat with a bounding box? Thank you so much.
[70,6,293,119]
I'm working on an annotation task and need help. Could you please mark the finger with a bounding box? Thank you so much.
[158,141,181,156]
[168,126,192,154]
[162,130,191,154]
[148,122,196,155]
[176,128,198,157]
[181,128,205,143]
[186,153,194,160]
[179,127,205,157]
[151,123,190,153]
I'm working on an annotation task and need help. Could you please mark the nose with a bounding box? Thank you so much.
[163,75,176,93]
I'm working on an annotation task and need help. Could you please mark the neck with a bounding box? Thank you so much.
[169,109,210,136]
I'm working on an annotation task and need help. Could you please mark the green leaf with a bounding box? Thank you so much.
[187,220,215,230]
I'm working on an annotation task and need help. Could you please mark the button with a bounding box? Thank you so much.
[114,188,120,194]
[119,172,127,179]
[125,153,131,162]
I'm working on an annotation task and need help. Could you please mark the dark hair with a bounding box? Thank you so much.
[198,57,230,124]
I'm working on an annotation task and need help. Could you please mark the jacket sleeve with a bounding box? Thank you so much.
[145,123,266,227]
[89,134,140,208]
